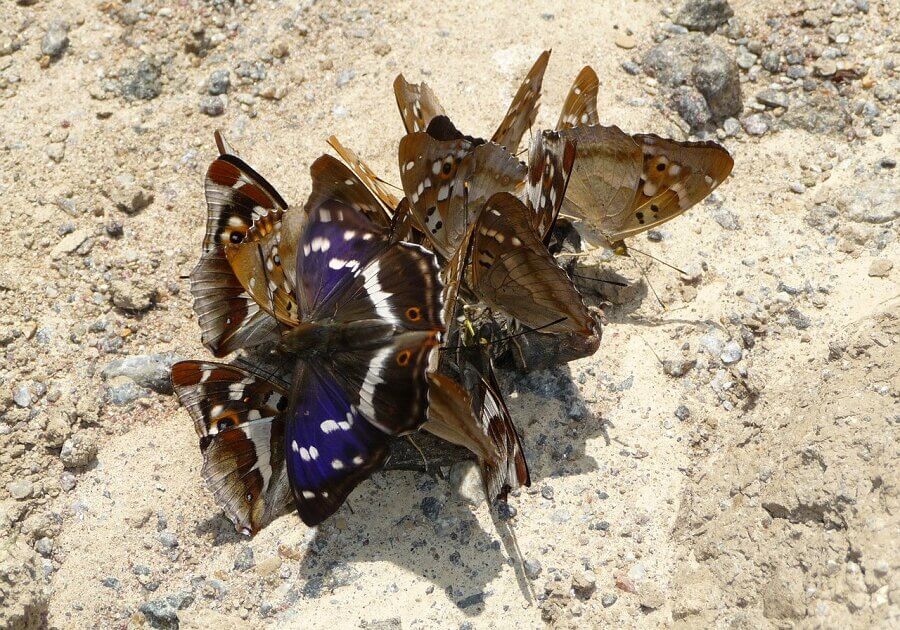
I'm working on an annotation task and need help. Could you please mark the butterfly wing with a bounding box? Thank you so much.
[393,74,447,134]
[171,361,292,536]
[556,66,600,130]
[560,124,644,247]
[327,135,399,221]
[284,362,391,526]
[469,192,598,337]
[398,133,525,258]
[607,134,734,243]
[490,50,551,154]
[192,144,288,355]
[525,129,577,240]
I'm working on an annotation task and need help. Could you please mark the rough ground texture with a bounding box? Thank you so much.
[0,0,897,628]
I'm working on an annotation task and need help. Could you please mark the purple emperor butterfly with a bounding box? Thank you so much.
[394,50,551,155]
[223,156,446,526]
[190,132,286,356]
[557,67,734,252]
[171,360,292,536]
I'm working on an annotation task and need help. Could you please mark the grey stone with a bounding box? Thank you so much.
[41,21,70,58]
[756,89,789,109]
[663,358,696,377]
[119,57,162,101]
[572,571,597,599]
[139,600,179,630]
[102,577,120,589]
[207,69,230,95]
[711,207,741,230]
[699,331,725,357]
[782,93,851,134]
[674,0,734,33]
[110,278,156,311]
[235,60,266,81]
[233,546,255,571]
[13,384,32,408]
[723,117,741,136]
[671,85,712,128]
[108,173,154,214]
[199,95,225,116]
[420,496,442,521]
[742,113,770,135]
[693,45,743,119]
[60,472,76,492]
[60,433,98,468]
[736,49,757,70]
[621,61,641,76]
[720,341,742,364]
[787,308,811,330]
[101,354,179,395]
[602,593,618,607]
[165,590,194,610]
[761,51,781,73]
[541,485,554,500]
[34,538,53,557]
[158,532,179,549]
[675,405,691,421]
[524,559,543,580]
[104,377,149,406]
[7,480,34,500]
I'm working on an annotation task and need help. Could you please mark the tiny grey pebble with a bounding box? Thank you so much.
[720,340,743,364]
[880,157,896,169]
[7,480,34,500]
[60,472,76,492]
[420,496,442,521]
[41,21,70,58]
[621,60,641,76]
[105,220,124,238]
[496,502,517,521]
[139,599,179,629]
[789,182,806,194]
[102,576,120,589]
[336,69,356,87]
[675,405,691,421]
[199,95,225,117]
[541,485,554,500]
[646,230,663,241]
[756,89,789,109]
[233,545,255,571]
[34,537,54,557]
[596,490,609,500]
[207,69,231,95]
[523,559,543,580]
[601,593,618,607]
[158,531,179,549]
[742,113,769,136]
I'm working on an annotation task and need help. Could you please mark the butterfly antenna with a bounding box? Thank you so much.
[438,317,567,353]
[631,255,667,311]
[570,273,629,287]
[373,175,404,193]
[406,435,429,471]
[628,246,688,276]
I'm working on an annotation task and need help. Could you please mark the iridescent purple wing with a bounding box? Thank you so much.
[284,363,390,526]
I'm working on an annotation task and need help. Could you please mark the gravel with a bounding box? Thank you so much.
[207,69,231,95]
[41,21,70,58]
[199,95,225,116]
[523,559,543,580]
[101,354,180,395]
[692,45,743,119]
[234,546,255,571]
[7,480,34,500]
[674,0,734,33]
[60,433,99,468]
[119,57,162,101]
[756,89,789,109]
[741,113,770,136]
[420,496,442,521]
[139,599,179,629]
[720,341,743,364]
[671,85,712,128]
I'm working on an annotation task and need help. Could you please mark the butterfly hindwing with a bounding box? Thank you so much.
[285,363,391,526]
[327,136,399,222]
[171,361,292,536]
[611,133,735,243]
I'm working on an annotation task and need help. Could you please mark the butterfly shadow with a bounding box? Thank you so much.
[292,470,521,616]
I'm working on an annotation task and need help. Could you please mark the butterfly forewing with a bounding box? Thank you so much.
[490,50,551,154]
[393,74,447,134]
[525,130,577,240]
[327,135,400,219]
[469,192,598,337]
[307,154,393,230]
[556,66,600,131]
[172,361,292,536]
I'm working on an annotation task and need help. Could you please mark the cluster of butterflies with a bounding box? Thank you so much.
[171,51,733,537]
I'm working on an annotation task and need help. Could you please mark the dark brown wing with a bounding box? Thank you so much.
[393,74,447,134]
[525,129,577,240]
[469,192,598,338]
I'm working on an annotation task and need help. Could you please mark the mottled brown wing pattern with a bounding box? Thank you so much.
[393,74,447,134]
[225,209,301,326]
[327,135,401,217]
[610,134,734,242]
[525,130,577,240]
[171,360,292,536]
[469,192,598,337]
[307,154,393,230]
[490,50,551,154]
[556,66,600,130]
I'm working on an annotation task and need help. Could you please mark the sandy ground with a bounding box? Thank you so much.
[0,0,897,628]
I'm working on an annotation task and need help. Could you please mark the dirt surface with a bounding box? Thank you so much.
[1,0,897,628]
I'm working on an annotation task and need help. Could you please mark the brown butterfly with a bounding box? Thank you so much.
[394,50,551,156]
[556,67,734,253]
[171,360,293,536]
[190,132,286,357]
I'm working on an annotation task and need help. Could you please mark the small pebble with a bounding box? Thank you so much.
[523,559,542,580]
[199,95,225,117]
[868,259,893,278]
[601,593,618,608]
